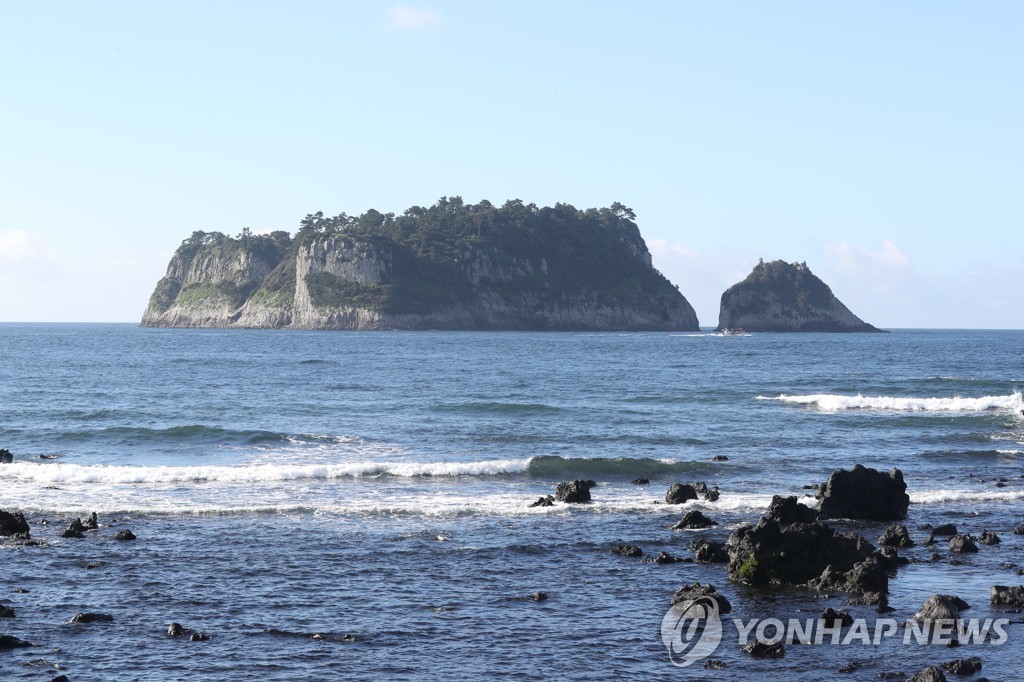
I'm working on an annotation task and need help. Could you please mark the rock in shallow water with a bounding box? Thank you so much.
[115,529,137,541]
[742,640,784,659]
[669,583,731,614]
[978,530,1000,545]
[915,594,970,621]
[990,585,1024,606]
[168,621,212,640]
[908,666,947,682]
[878,523,914,547]
[765,495,818,525]
[692,539,728,563]
[554,480,592,504]
[726,518,874,587]
[0,634,33,649]
[948,534,979,553]
[672,510,717,530]
[0,510,30,537]
[929,523,958,538]
[57,512,98,538]
[665,483,698,505]
[809,555,890,595]
[69,612,114,624]
[816,464,909,521]
[611,544,643,558]
[821,607,853,627]
[0,448,12,463]
[941,657,982,675]
[653,551,684,564]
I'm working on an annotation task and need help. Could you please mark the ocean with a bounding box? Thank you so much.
[1,324,1022,680]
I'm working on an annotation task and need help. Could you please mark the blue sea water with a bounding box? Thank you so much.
[1,325,1023,680]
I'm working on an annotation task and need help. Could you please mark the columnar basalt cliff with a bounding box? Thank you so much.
[142,198,699,331]
[717,259,882,332]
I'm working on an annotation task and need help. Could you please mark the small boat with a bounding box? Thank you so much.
[715,328,748,336]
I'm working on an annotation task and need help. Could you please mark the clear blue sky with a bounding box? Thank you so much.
[1,1,1021,327]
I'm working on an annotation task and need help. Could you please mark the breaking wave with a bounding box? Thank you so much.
[0,459,533,484]
[759,392,1023,413]
[0,455,728,486]
[911,489,1024,504]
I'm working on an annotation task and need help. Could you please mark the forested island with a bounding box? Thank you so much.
[141,198,700,331]
[718,259,882,332]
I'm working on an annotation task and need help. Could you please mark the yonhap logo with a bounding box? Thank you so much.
[660,596,723,667]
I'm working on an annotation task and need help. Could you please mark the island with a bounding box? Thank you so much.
[141,198,700,331]
[717,259,883,332]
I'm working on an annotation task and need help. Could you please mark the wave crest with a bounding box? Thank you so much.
[0,455,727,486]
[759,392,1023,413]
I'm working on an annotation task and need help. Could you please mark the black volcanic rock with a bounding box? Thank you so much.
[948,534,979,553]
[62,517,87,539]
[726,518,874,587]
[0,634,33,649]
[817,465,909,521]
[766,495,818,526]
[0,448,12,463]
[0,510,30,538]
[718,259,881,332]
[915,595,970,621]
[908,666,947,682]
[669,583,732,614]
[743,640,785,659]
[941,657,982,676]
[692,539,729,563]
[808,555,890,595]
[978,530,1000,545]
[665,483,698,505]
[69,612,114,624]
[611,544,643,558]
[555,480,592,504]
[929,523,958,539]
[990,585,1024,607]
[672,510,717,529]
[878,524,915,547]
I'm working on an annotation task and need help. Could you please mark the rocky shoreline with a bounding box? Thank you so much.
[540,462,1022,679]
[3,449,1022,679]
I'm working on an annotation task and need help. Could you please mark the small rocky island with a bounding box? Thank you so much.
[718,259,882,332]
[141,198,699,331]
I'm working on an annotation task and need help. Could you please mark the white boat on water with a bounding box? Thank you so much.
[715,328,749,336]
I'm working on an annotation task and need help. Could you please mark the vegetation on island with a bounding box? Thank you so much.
[144,198,696,329]
[718,259,881,332]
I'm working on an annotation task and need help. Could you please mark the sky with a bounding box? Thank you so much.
[1,1,1021,328]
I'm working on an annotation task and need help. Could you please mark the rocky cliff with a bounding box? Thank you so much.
[717,259,882,332]
[142,199,699,331]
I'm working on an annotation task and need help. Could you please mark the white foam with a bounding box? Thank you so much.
[0,467,785,519]
[0,458,533,485]
[911,489,1024,504]
[759,391,1023,413]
